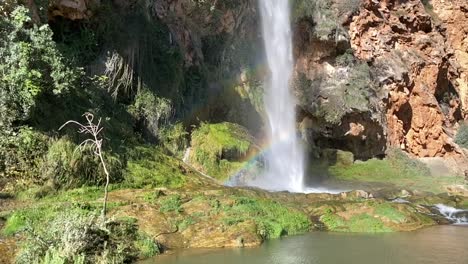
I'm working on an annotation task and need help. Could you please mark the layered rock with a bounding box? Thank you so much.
[349,0,465,157]
[42,0,468,160]
[431,0,468,117]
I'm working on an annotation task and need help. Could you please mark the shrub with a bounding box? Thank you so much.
[135,234,160,258]
[0,127,49,188]
[0,6,79,131]
[40,138,124,189]
[158,122,189,158]
[128,88,172,140]
[455,123,468,149]
[13,210,143,264]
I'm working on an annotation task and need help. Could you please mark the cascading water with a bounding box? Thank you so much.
[434,204,468,224]
[248,0,305,192]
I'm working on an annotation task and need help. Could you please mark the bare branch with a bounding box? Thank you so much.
[60,113,111,219]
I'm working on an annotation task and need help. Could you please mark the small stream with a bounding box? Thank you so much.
[142,225,468,264]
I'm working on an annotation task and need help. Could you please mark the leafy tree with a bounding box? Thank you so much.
[0,6,78,132]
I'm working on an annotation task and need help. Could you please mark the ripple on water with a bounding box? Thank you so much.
[144,225,468,264]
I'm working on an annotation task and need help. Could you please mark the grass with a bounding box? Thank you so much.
[320,211,347,231]
[158,194,183,213]
[135,233,160,258]
[220,196,311,239]
[320,210,392,233]
[328,149,462,193]
[374,203,407,223]
[348,214,392,232]
[2,204,94,236]
[124,146,186,189]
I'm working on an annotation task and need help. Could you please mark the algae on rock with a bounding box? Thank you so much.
[189,122,256,181]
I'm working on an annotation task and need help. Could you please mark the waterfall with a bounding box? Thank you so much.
[249,0,305,192]
[434,204,468,224]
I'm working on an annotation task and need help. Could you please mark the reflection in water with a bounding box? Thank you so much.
[143,226,468,264]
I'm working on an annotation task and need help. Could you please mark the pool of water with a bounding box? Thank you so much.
[143,225,468,264]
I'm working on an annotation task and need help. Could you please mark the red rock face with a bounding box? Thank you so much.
[349,0,465,157]
[432,0,468,118]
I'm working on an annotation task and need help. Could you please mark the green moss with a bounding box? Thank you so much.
[374,204,407,223]
[328,149,461,193]
[39,186,103,203]
[124,146,186,189]
[220,196,311,239]
[159,122,189,158]
[320,211,347,232]
[321,210,392,233]
[348,214,392,233]
[190,122,254,181]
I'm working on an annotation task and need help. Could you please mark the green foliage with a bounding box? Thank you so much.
[374,204,407,223]
[221,196,311,239]
[176,216,196,231]
[2,204,80,236]
[320,210,347,231]
[190,122,254,180]
[159,122,189,158]
[320,210,392,233]
[124,146,186,188]
[0,127,49,185]
[13,210,141,264]
[40,137,124,189]
[0,6,79,131]
[192,123,251,155]
[347,213,392,233]
[128,88,172,139]
[159,194,183,213]
[455,123,468,149]
[98,4,185,102]
[328,149,460,193]
[386,148,431,176]
[135,233,160,259]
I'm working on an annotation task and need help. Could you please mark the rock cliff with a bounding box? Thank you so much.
[45,0,468,160]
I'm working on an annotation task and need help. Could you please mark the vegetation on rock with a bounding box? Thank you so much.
[328,149,461,193]
[189,122,255,181]
[455,123,468,149]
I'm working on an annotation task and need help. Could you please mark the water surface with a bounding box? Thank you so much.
[145,226,468,264]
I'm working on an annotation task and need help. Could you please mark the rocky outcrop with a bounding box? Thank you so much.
[48,0,99,20]
[349,0,465,157]
[43,0,468,159]
[432,0,468,118]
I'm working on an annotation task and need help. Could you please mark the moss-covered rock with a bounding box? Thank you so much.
[124,146,187,189]
[326,149,461,193]
[189,122,256,181]
[317,200,434,232]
